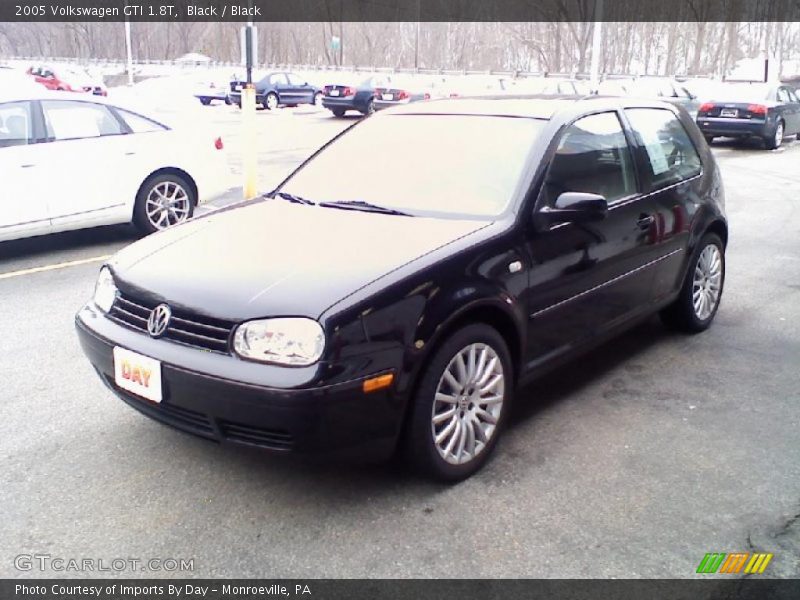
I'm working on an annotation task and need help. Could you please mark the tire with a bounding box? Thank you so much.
[361,99,375,116]
[704,135,715,145]
[660,233,725,333]
[133,173,196,235]
[224,95,232,106]
[331,109,346,118]
[404,323,513,482]
[263,92,279,111]
[764,120,784,150]
[199,97,211,106]
[313,91,323,106]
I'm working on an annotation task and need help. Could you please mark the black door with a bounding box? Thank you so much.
[622,107,705,302]
[522,111,659,370]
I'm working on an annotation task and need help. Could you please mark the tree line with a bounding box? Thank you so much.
[1,21,799,77]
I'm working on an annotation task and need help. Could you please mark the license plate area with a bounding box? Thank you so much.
[329,89,340,96]
[720,108,738,118]
[113,347,163,403]
[382,93,394,101]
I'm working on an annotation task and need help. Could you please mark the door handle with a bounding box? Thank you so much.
[637,214,655,229]
[124,151,136,156]
[20,163,35,168]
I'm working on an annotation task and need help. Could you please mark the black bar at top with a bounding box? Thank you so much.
[2,0,800,22]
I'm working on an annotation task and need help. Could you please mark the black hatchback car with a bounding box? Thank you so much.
[76,97,727,481]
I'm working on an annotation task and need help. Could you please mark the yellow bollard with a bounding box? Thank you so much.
[241,84,258,200]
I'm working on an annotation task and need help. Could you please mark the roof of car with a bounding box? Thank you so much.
[383,94,673,119]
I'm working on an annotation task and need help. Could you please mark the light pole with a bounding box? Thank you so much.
[589,0,603,90]
[124,1,133,85]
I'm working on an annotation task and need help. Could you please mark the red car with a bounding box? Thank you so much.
[27,65,107,96]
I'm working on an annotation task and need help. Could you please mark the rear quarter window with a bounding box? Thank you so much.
[625,108,702,192]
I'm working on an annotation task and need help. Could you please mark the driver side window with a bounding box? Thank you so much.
[542,111,636,207]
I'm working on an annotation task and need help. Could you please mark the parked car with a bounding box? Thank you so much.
[695,82,800,149]
[75,96,727,481]
[507,77,589,96]
[322,75,388,117]
[194,78,232,106]
[229,72,322,110]
[26,64,107,96]
[597,77,700,116]
[372,76,439,110]
[0,90,231,242]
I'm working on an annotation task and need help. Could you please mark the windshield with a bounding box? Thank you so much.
[280,114,543,219]
[711,83,773,102]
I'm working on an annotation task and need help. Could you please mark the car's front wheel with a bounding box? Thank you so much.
[660,232,725,332]
[133,173,195,235]
[405,324,512,481]
[263,92,279,110]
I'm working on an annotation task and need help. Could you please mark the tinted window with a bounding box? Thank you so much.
[0,101,33,148]
[542,112,636,206]
[625,108,701,192]
[269,73,288,86]
[777,88,790,103]
[789,88,800,103]
[281,114,543,219]
[118,109,167,133]
[43,101,123,141]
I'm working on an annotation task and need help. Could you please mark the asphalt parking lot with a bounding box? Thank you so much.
[1,103,798,579]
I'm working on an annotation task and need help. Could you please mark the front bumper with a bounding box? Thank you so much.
[75,307,403,461]
[696,116,772,138]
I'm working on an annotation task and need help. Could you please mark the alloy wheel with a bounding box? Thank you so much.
[431,343,505,465]
[266,94,278,110]
[692,244,723,321]
[774,122,784,147]
[145,181,190,230]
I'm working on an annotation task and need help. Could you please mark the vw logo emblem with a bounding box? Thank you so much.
[147,304,171,338]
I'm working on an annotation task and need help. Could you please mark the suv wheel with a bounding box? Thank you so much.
[660,232,725,332]
[405,324,512,481]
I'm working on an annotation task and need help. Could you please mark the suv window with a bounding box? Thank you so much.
[542,111,636,205]
[42,101,123,141]
[625,108,701,192]
[0,101,33,148]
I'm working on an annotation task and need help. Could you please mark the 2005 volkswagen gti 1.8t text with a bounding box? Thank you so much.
[76,96,727,481]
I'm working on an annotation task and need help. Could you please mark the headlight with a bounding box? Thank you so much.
[233,318,325,366]
[93,267,118,313]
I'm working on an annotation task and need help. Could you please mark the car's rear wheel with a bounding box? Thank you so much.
[263,92,279,111]
[133,173,195,235]
[660,232,725,333]
[362,99,375,116]
[314,91,323,106]
[404,324,512,481]
[764,120,784,150]
[331,108,346,118]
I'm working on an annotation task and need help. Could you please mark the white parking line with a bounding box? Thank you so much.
[0,255,111,281]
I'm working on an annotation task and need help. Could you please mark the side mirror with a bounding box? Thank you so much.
[538,192,608,224]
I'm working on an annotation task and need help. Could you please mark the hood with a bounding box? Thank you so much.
[110,200,489,321]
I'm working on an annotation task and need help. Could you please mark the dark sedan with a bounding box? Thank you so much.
[696,82,800,148]
[321,75,387,117]
[229,71,322,110]
[76,97,727,481]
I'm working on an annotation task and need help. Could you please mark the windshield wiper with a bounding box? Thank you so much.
[269,192,316,206]
[318,200,412,217]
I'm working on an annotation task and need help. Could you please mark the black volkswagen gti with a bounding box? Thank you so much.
[76,96,727,482]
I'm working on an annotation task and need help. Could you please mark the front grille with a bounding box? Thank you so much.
[219,420,294,451]
[108,292,234,353]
